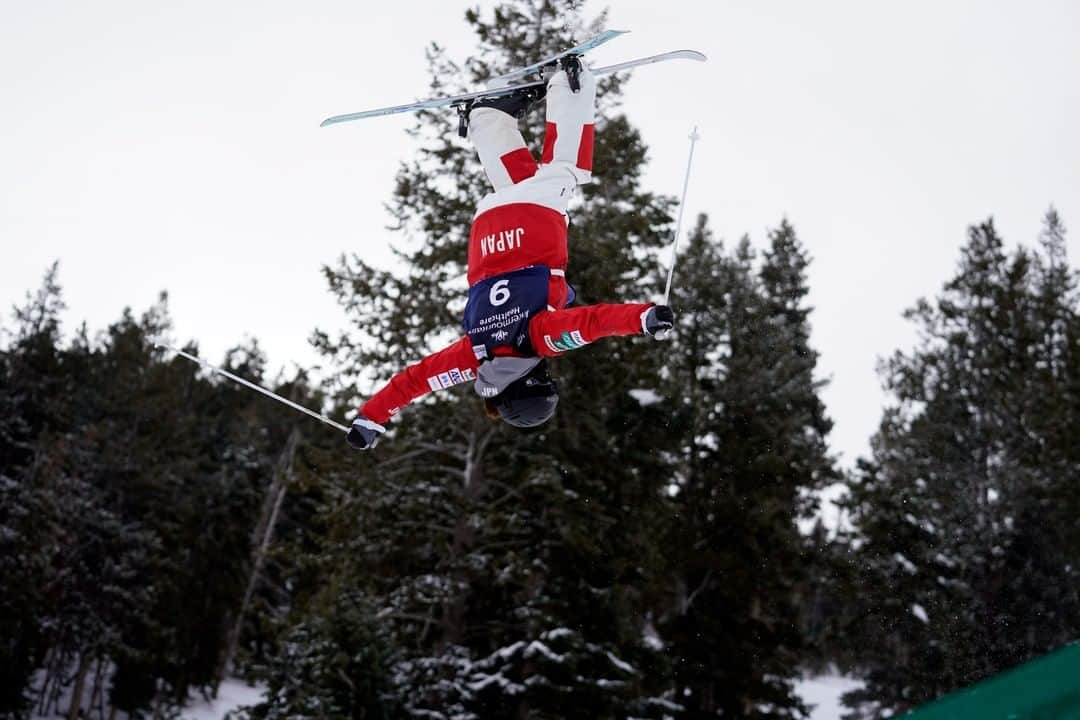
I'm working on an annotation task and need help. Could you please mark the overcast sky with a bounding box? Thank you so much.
[2,0,1077,467]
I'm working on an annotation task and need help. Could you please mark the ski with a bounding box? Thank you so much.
[487,29,627,85]
[320,49,706,127]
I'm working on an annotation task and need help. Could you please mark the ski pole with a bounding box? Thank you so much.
[662,126,701,306]
[157,344,349,433]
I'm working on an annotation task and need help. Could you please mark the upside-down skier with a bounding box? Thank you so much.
[347,59,675,450]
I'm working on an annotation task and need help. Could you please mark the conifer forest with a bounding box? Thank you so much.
[1,2,1077,719]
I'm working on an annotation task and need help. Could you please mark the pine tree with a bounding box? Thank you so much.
[0,263,70,718]
[660,216,836,718]
[0,265,336,718]
[841,214,1079,716]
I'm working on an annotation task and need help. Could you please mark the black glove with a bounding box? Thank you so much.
[641,305,675,340]
[346,416,386,450]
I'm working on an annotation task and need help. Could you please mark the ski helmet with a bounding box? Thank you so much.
[491,360,559,428]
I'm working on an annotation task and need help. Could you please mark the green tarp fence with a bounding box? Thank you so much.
[897,642,1080,720]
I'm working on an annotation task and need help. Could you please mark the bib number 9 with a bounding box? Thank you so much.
[489,279,511,306]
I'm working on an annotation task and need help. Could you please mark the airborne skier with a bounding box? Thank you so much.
[347,59,675,450]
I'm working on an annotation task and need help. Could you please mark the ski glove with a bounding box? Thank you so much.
[347,416,386,450]
[641,305,675,340]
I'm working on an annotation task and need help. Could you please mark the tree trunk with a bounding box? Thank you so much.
[443,426,496,646]
[215,426,300,687]
[35,647,54,717]
[88,657,107,720]
[67,653,92,720]
[48,650,68,716]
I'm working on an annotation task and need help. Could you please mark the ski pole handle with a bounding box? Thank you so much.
[157,344,350,433]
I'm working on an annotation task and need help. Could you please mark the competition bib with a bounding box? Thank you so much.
[463,266,551,361]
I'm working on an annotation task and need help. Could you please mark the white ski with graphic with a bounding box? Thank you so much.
[487,29,627,84]
[320,49,706,127]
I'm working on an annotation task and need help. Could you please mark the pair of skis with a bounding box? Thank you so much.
[320,30,705,127]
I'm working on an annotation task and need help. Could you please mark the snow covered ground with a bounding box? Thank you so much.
[182,674,860,719]
[795,673,863,720]
[181,679,266,720]
[33,673,856,719]
[192,675,859,719]
[30,677,266,720]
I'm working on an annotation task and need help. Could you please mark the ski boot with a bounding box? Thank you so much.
[537,54,583,91]
[557,54,584,93]
[457,84,546,137]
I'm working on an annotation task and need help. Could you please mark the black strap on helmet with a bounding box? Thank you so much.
[494,360,559,428]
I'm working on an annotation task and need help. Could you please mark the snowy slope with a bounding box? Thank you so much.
[181,680,266,720]
[794,674,863,720]
[32,671,853,719]
[184,675,858,719]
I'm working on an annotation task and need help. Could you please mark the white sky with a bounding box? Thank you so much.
[2,1,1077,468]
